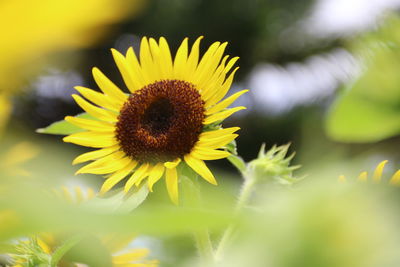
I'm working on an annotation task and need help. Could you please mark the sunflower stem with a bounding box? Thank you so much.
[215,174,256,261]
[194,228,215,263]
[181,173,216,263]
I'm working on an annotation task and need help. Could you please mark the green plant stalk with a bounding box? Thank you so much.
[181,173,216,263]
[194,228,214,263]
[215,175,256,261]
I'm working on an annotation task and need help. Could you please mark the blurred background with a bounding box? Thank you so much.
[5,0,400,179]
[2,0,400,266]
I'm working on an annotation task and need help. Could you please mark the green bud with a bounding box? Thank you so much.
[10,237,51,267]
[245,143,301,185]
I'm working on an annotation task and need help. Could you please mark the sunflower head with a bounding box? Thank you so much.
[63,37,248,204]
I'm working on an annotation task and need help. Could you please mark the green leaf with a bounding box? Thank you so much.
[227,154,246,173]
[82,185,149,214]
[326,91,400,143]
[326,16,400,143]
[225,140,238,155]
[50,234,84,267]
[36,113,94,135]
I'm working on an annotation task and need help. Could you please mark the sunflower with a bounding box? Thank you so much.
[10,234,158,267]
[63,37,247,203]
[9,187,158,267]
[339,160,400,185]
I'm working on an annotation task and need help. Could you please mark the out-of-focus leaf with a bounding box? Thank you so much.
[83,185,149,214]
[326,90,400,142]
[227,155,246,173]
[36,113,92,135]
[50,234,84,267]
[326,15,400,143]
[62,235,113,267]
[0,182,234,241]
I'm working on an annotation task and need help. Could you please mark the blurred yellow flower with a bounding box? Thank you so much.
[11,236,158,267]
[9,186,158,266]
[0,142,39,177]
[0,0,143,94]
[0,94,11,133]
[339,160,400,185]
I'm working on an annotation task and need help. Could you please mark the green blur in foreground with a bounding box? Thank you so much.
[2,144,400,267]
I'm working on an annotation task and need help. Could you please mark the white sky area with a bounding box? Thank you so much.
[34,69,82,101]
[306,0,400,37]
[249,0,400,115]
[248,49,358,114]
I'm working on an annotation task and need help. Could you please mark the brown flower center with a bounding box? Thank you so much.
[115,80,205,164]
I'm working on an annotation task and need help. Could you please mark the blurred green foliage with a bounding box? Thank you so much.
[326,15,400,143]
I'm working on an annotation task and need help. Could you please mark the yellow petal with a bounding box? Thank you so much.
[164,158,181,169]
[174,38,188,79]
[203,106,246,125]
[92,67,127,103]
[338,175,347,183]
[194,42,228,86]
[139,37,155,84]
[61,186,73,203]
[166,167,179,205]
[358,171,368,182]
[100,161,137,194]
[224,56,240,75]
[206,90,249,115]
[148,38,163,79]
[74,86,120,112]
[72,145,119,165]
[63,131,117,148]
[186,36,203,79]
[191,147,230,160]
[74,186,84,203]
[87,188,95,199]
[184,154,217,185]
[65,116,114,132]
[126,47,147,89]
[389,170,400,186]
[111,48,142,92]
[205,67,239,106]
[191,41,220,81]
[147,163,165,192]
[72,94,118,122]
[200,55,229,99]
[78,157,132,175]
[159,37,173,78]
[75,151,128,174]
[197,134,238,149]
[125,163,150,192]
[373,160,388,183]
[37,238,51,254]
[200,127,240,139]
[112,249,149,264]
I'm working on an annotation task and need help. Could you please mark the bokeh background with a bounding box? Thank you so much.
[2,0,400,266]
[7,0,400,177]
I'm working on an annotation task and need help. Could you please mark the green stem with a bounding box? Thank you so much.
[215,176,256,261]
[181,174,215,263]
[194,228,214,263]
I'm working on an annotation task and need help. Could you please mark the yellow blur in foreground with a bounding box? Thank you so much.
[0,0,143,94]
